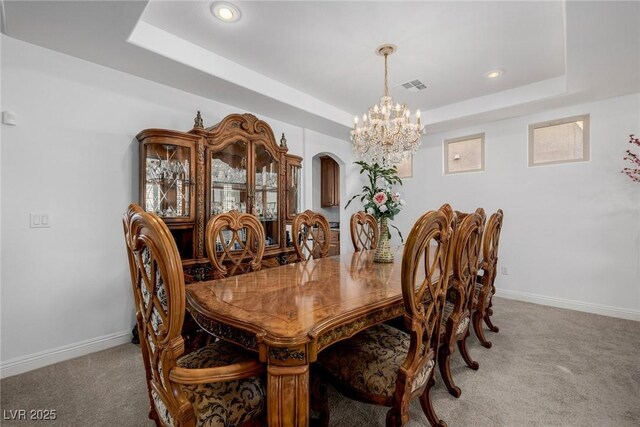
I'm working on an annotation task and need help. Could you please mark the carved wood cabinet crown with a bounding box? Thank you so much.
[136,112,303,282]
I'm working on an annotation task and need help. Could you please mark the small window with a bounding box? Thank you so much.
[396,155,413,178]
[529,115,589,166]
[444,133,485,175]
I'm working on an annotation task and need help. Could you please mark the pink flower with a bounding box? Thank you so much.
[373,192,388,206]
[391,192,401,202]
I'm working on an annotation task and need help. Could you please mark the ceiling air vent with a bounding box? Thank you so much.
[401,79,427,93]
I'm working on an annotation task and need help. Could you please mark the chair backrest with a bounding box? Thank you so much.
[350,211,379,251]
[205,210,266,278]
[482,209,503,271]
[478,209,504,308]
[292,210,330,261]
[439,203,458,270]
[123,204,193,427]
[396,207,455,397]
[450,208,485,315]
[450,207,485,271]
[454,210,469,221]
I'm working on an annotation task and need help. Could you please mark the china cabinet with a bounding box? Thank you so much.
[137,112,303,281]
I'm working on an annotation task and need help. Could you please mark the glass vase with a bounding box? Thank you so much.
[374,216,394,263]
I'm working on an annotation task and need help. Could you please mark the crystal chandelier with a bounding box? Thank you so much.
[351,44,423,166]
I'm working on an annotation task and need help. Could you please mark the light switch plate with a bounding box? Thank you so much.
[2,111,17,126]
[30,213,51,228]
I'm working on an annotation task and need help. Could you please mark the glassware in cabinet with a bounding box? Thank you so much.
[285,155,302,221]
[210,141,248,215]
[253,142,280,248]
[142,142,194,220]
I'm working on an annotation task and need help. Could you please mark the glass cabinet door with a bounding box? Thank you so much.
[286,158,302,220]
[143,143,192,219]
[254,143,279,248]
[210,142,249,215]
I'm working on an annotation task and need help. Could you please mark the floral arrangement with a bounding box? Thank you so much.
[368,189,405,219]
[346,161,405,241]
[622,134,640,182]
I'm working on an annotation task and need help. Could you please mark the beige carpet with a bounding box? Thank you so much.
[1,297,639,426]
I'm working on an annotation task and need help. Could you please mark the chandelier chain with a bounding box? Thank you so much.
[384,53,389,97]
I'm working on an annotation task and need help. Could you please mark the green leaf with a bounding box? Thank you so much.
[344,194,361,209]
[389,223,404,244]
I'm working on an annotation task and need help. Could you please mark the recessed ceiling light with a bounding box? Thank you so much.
[211,2,241,23]
[484,69,504,79]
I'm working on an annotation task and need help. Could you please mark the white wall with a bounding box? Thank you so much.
[0,35,347,377]
[396,93,640,320]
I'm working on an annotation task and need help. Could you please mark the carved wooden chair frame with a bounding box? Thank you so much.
[292,209,330,261]
[438,208,485,398]
[350,211,379,251]
[389,208,455,426]
[205,210,266,278]
[313,206,455,427]
[472,209,503,348]
[123,204,264,427]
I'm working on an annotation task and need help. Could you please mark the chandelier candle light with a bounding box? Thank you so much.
[351,44,424,166]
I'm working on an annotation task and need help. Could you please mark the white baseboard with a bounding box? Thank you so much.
[0,330,132,379]
[496,288,640,321]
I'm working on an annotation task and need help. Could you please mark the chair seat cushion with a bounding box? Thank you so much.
[318,323,434,398]
[442,300,454,323]
[475,283,492,304]
[177,340,265,427]
[441,301,472,337]
[440,300,455,336]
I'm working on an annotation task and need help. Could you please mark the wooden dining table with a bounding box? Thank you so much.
[185,246,406,427]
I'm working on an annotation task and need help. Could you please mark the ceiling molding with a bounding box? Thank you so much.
[128,20,353,128]
[425,76,567,126]
[2,1,638,140]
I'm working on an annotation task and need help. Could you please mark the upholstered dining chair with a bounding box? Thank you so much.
[292,209,330,261]
[123,204,266,427]
[205,210,266,279]
[317,208,456,427]
[473,209,504,348]
[350,211,379,251]
[438,208,485,398]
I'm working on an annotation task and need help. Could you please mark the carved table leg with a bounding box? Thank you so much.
[267,364,310,427]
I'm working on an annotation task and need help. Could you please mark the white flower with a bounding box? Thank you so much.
[366,207,375,215]
[379,205,388,213]
[400,199,406,206]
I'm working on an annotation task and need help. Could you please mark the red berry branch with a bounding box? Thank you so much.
[622,134,640,182]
